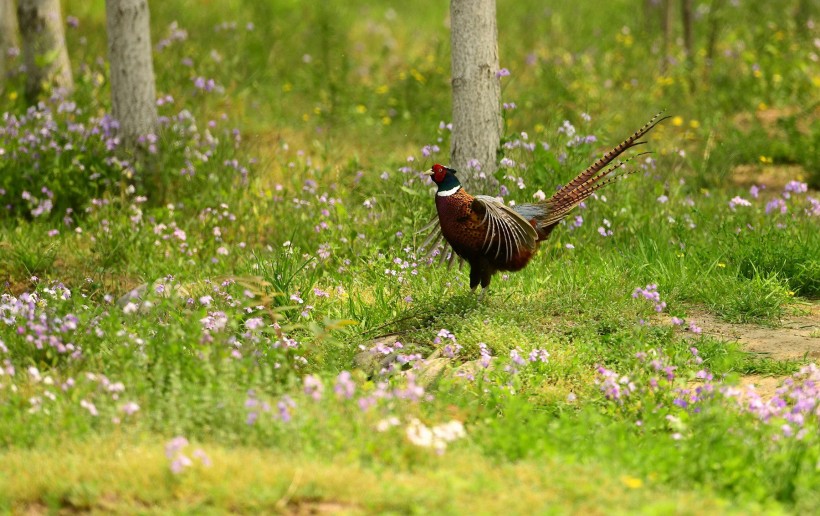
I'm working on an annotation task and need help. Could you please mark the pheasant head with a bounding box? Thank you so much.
[429,164,462,196]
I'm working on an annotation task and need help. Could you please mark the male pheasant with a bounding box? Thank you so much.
[421,113,668,291]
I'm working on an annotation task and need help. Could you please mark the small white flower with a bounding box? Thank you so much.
[376,416,401,432]
[121,402,140,415]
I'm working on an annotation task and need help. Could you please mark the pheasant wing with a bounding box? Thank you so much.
[472,195,538,263]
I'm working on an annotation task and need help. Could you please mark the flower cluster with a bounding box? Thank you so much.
[1,286,83,360]
[405,418,466,453]
[723,363,820,440]
[596,366,637,402]
[434,328,463,358]
[165,436,211,474]
[632,284,666,312]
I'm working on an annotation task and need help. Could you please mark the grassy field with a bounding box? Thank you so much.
[1,0,819,513]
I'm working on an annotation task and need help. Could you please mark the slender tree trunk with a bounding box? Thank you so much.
[795,0,814,39]
[1,0,20,82]
[105,0,157,144]
[704,0,723,81]
[680,0,694,92]
[660,0,673,74]
[642,0,657,32]
[17,0,73,100]
[449,0,502,180]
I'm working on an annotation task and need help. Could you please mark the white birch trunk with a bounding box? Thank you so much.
[449,0,502,179]
[17,0,73,99]
[105,0,157,144]
[1,0,20,82]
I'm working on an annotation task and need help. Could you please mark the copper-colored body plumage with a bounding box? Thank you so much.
[423,113,668,291]
[435,188,536,288]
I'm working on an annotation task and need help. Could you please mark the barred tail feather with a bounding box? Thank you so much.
[541,151,651,226]
[531,112,668,236]
[557,112,668,197]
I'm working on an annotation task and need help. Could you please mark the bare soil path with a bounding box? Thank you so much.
[688,302,820,399]
[692,302,820,361]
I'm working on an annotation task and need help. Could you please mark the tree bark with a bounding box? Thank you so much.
[1,0,20,82]
[449,0,502,180]
[795,0,815,39]
[660,0,673,74]
[704,0,723,80]
[680,0,694,91]
[17,0,73,100]
[105,0,157,144]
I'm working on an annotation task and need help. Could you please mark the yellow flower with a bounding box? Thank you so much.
[753,69,762,79]
[302,113,310,122]
[757,102,768,111]
[8,91,17,100]
[355,104,367,114]
[788,291,795,297]
[759,156,773,164]
[534,123,545,133]
[717,262,726,268]
[381,116,391,125]
[772,74,782,84]
[282,83,292,93]
[689,120,700,129]
[671,116,684,127]
[615,33,633,47]
[621,475,643,489]
[313,106,322,115]
[375,85,389,95]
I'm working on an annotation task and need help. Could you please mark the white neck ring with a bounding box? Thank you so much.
[437,185,461,197]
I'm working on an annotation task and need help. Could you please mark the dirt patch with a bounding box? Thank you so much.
[673,303,820,401]
[731,163,808,190]
[732,105,819,135]
[737,375,782,401]
[684,304,820,361]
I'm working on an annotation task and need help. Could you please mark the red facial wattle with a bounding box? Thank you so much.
[432,163,446,183]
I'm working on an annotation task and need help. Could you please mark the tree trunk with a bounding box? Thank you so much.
[1,0,20,83]
[642,0,658,32]
[17,0,73,100]
[449,0,502,180]
[680,0,694,91]
[795,0,815,39]
[660,0,673,74]
[105,0,157,144]
[704,0,724,81]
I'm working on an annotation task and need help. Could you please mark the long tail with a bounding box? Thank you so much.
[515,112,669,240]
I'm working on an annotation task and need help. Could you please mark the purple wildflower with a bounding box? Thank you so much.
[303,374,324,401]
[334,371,356,399]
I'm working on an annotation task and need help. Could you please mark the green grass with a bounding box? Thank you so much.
[1,0,819,512]
[1,436,746,514]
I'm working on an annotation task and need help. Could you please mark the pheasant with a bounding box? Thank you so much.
[421,113,668,291]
